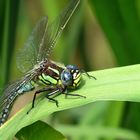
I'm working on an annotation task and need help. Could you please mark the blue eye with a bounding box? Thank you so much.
[61,70,72,86]
[66,65,79,70]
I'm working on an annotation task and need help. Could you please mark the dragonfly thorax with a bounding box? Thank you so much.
[60,65,81,88]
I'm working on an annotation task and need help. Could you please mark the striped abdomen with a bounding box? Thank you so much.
[0,82,35,126]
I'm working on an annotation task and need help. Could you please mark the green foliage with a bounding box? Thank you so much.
[55,125,139,140]
[90,0,140,65]
[89,0,140,137]
[0,0,19,88]
[0,65,140,139]
[16,121,66,140]
[1,0,140,139]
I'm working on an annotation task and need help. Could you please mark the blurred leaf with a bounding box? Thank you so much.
[62,0,85,64]
[55,124,140,140]
[41,0,59,19]
[89,0,140,66]
[1,64,140,139]
[124,102,140,132]
[0,0,5,54]
[79,102,109,125]
[0,0,20,88]
[16,121,66,140]
[89,0,140,136]
[103,101,125,127]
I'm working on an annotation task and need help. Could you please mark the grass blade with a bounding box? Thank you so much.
[0,64,140,139]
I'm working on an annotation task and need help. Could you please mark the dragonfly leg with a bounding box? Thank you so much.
[81,69,96,80]
[46,89,60,107]
[27,87,55,114]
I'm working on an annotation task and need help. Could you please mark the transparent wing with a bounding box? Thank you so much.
[38,0,81,60]
[0,81,21,110]
[16,0,80,73]
[16,17,48,73]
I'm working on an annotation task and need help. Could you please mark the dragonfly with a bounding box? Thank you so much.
[0,0,96,126]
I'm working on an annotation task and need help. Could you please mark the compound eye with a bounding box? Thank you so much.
[66,65,79,70]
[61,70,72,86]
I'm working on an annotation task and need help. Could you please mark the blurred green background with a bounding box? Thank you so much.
[1,0,140,139]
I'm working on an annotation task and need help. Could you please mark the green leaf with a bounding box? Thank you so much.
[1,0,19,87]
[90,0,140,65]
[55,125,140,140]
[16,121,66,140]
[0,64,140,139]
[89,0,140,135]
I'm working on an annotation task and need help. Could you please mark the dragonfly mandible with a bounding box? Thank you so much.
[0,0,96,126]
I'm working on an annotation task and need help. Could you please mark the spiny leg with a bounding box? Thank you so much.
[46,89,61,107]
[27,87,55,114]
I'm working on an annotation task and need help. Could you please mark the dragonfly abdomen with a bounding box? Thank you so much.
[0,66,61,126]
[0,82,35,126]
[0,92,18,125]
[17,81,35,95]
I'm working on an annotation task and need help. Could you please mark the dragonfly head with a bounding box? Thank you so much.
[60,65,82,88]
